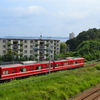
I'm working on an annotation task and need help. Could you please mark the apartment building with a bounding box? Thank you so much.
[0,38,60,61]
[69,32,75,39]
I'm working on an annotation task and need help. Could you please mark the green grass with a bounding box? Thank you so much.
[0,64,100,100]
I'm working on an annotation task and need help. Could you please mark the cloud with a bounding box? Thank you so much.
[52,10,89,20]
[0,6,47,18]
[12,6,47,17]
[69,11,89,19]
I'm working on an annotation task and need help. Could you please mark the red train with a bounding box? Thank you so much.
[0,57,84,81]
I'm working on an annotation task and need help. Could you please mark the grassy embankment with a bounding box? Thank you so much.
[0,64,100,100]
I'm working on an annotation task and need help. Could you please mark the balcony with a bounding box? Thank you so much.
[20,47,23,50]
[35,52,38,54]
[54,42,56,44]
[35,57,38,60]
[7,47,11,49]
[8,41,12,44]
[20,42,23,45]
[20,52,23,55]
[35,42,38,45]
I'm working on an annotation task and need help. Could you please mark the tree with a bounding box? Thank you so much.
[66,37,77,51]
[66,39,100,61]
[60,43,67,53]
[54,53,65,60]
[2,50,18,61]
[0,55,3,62]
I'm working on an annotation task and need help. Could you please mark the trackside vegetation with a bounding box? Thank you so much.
[0,64,100,100]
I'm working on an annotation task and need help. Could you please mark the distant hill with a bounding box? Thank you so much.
[4,36,69,42]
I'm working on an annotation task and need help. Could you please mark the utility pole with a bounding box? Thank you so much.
[67,45,70,52]
[47,37,51,74]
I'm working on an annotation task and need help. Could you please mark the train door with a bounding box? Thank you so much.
[52,60,56,69]
[0,67,1,79]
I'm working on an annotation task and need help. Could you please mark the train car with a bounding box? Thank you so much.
[0,57,84,81]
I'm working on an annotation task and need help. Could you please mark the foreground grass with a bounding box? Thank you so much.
[0,64,100,100]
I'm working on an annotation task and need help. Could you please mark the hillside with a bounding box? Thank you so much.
[65,28,100,61]
[66,28,100,51]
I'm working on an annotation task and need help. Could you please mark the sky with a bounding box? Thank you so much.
[0,0,100,37]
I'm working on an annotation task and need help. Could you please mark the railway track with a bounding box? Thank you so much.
[73,86,100,100]
[84,62,100,67]
[81,89,100,100]
[73,62,100,100]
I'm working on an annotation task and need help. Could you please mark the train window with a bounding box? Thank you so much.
[60,63,63,66]
[70,62,73,64]
[44,65,47,68]
[64,62,68,65]
[12,69,16,73]
[78,61,81,63]
[50,64,53,68]
[36,66,41,70]
[55,64,58,67]
[30,67,34,70]
[75,61,78,64]
[3,70,9,75]
[20,68,27,72]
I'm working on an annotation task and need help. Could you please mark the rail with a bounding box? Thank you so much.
[74,86,100,100]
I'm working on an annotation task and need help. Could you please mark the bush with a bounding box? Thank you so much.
[94,64,100,70]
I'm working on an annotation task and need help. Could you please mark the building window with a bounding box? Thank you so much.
[30,50,33,53]
[30,40,33,43]
[35,40,38,42]
[3,50,6,54]
[50,46,53,49]
[24,55,27,57]
[24,45,27,48]
[57,52,59,54]
[20,40,23,42]
[24,40,27,43]
[3,45,6,48]
[50,41,53,43]
[30,45,33,48]
[3,40,6,43]
[8,40,11,42]
[57,41,59,43]
[24,50,27,53]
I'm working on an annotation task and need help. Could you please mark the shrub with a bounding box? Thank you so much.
[94,64,100,70]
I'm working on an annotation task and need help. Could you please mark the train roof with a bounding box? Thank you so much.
[0,64,23,68]
[0,57,84,68]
